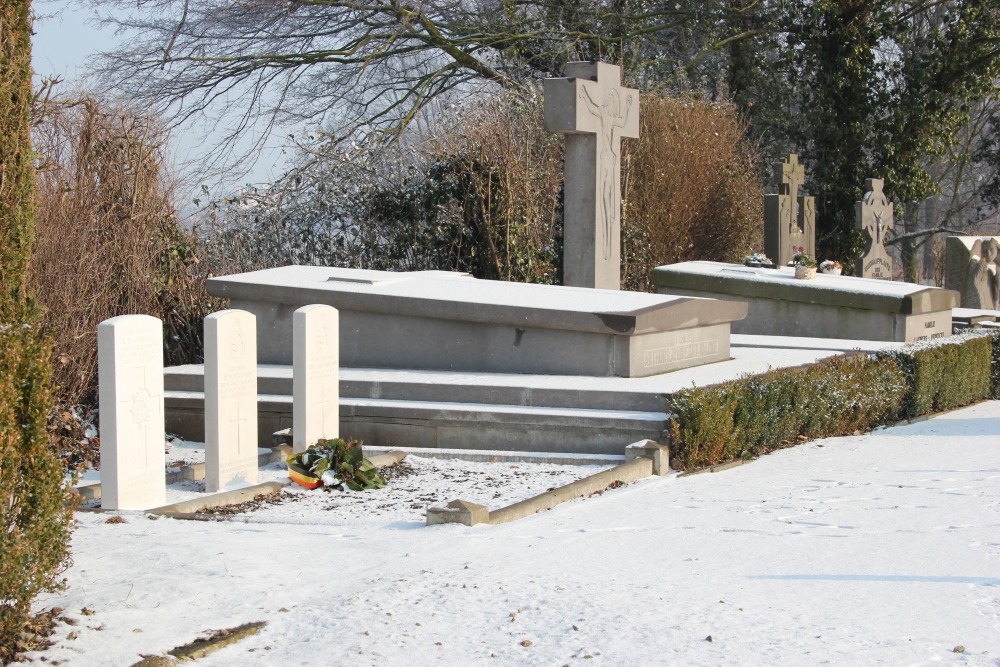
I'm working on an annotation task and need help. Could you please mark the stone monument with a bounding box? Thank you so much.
[293,304,340,453]
[97,314,166,510]
[544,61,639,290]
[856,178,894,279]
[204,309,259,492]
[206,266,747,379]
[764,154,815,266]
[945,236,1000,310]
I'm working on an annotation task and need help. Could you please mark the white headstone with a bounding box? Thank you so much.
[98,314,166,510]
[293,304,340,453]
[544,61,640,290]
[204,309,259,492]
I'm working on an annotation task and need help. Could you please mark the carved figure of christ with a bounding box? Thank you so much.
[544,61,639,290]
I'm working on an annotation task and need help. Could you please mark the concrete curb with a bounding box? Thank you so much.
[488,457,654,525]
[74,450,284,502]
[148,482,285,516]
[427,441,670,526]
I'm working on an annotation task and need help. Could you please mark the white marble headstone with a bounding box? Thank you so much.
[204,309,259,492]
[98,314,166,510]
[293,304,340,453]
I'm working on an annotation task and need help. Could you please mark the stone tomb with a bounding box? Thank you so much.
[293,304,340,453]
[652,261,957,343]
[204,310,259,492]
[856,178,894,279]
[945,236,1000,310]
[206,266,748,379]
[544,61,639,290]
[764,154,815,266]
[98,314,166,510]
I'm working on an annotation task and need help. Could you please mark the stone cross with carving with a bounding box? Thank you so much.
[764,153,815,265]
[856,178,894,279]
[544,61,639,290]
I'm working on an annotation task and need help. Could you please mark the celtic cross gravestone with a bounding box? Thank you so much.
[856,178,894,279]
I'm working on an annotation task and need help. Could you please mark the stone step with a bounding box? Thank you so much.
[164,390,668,456]
[164,364,668,413]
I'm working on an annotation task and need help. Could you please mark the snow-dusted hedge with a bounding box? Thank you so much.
[668,331,1000,470]
[883,331,994,418]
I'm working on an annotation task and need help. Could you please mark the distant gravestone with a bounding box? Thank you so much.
[293,304,340,453]
[764,154,815,266]
[98,314,166,510]
[945,236,1000,310]
[856,178,894,279]
[544,61,639,290]
[204,309,259,492]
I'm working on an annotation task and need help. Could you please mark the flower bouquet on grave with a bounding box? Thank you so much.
[743,252,777,269]
[286,438,385,491]
[789,249,818,280]
[819,259,843,275]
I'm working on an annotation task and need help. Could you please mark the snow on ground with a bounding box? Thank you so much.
[32,402,1000,666]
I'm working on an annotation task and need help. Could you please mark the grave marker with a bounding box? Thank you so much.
[764,154,815,266]
[856,178,894,279]
[945,236,1000,309]
[544,61,639,290]
[204,309,259,492]
[293,304,340,453]
[98,314,166,510]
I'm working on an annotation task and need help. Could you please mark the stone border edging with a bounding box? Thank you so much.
[426,440,669,526]
[148,482,286,516]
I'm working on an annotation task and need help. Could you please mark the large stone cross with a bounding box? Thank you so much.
[544,61,639,290]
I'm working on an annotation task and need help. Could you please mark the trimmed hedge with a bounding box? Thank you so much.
[0,326,74,652]
[884,334,993,418]
[668,331,999,470]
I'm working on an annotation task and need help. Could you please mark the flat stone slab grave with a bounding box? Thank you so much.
[207,266,747,378]
[652,261,958,343]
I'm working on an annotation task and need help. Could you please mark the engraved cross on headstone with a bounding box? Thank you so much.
[544,61,639,290]
[230,401,247,456]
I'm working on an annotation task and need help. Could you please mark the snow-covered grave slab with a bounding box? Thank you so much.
[653,260,958,342]
[206,265,747,378]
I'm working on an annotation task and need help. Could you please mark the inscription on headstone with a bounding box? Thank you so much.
[856,178,894,279]
[544,61,639,290]
[293,304,340,453]
[764,154,815,266]
[204,309,259,492]
[98,315,166,510]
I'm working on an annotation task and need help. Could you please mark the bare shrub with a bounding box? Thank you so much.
[30,94,210,407]
[202,90,762,293]
[621,96,763,291]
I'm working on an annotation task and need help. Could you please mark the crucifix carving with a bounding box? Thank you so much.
[856,178,894,279]
[544,61,639,290]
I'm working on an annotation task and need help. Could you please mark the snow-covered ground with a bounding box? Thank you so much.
[32,402,1000,665]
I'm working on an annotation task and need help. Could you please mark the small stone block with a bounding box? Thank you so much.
[624,439,671,475]
[426,499,490,526]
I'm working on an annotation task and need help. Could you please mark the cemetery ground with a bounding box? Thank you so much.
[27,400,1000,666]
